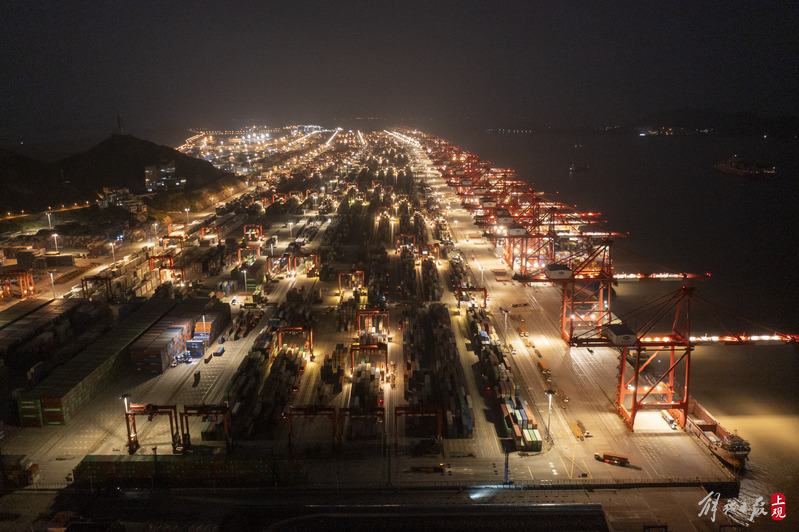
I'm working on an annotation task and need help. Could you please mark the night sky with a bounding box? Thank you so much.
[2,1,797,145]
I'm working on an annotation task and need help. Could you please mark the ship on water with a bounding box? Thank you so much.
[669,397,750,469]
[714,155,775,179]
[569,163,590,173]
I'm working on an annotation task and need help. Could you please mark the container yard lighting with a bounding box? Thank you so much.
[185,208,190,227]
[242,269,247,292]
[110,241,116,265]
[46,211,52,228]
[52,233,59,253]
[288,222,293,239]
[121,394,130,413]
[545,389,556,444]
[48,271,57,300]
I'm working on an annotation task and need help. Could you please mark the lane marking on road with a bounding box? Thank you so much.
[557,447,593,479]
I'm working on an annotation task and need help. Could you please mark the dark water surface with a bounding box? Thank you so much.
[425,126,799,525]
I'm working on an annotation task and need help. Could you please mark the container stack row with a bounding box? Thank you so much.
[130,319,192,373]
[72,454,305,488]
[401,304,473,439]
[420,258,442,301]
[225,350,267,439]
[18,299,178,426]
[256,346,305,427]
[465,308,545,452]
[337,298,358,332]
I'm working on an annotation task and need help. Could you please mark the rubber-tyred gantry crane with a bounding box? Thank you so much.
[244,224,263,240]
[338,270,364,295]
[287,406,336,448]
[267,253,291,275]
[0,269,35,298]
[455,287,487,309]
[418,243,440,262]
[357,309,390,340]
[290,253,318,273]
[394,405,442,449]
[349,343,388,373]
[161,235,184,250]
[159,265,187,284]
[201,225,221,240]
[338,406,385,445]
[148,255,174,271]
[396,233,416,249]
[179,404,232,452]
[277,326,313,354]
[125,403,181,455]
[167,222,187,236]
[80,275,113,301]
[237,246,261,263]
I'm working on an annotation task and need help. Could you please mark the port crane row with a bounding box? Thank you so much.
[123,401,441,454]
[286,404,442,451]
[124,403,232,454]
[426,133,798,436]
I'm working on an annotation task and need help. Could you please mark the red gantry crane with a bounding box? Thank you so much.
[394,405,443,450]
[180,404,232,452]
[125,403,181,455]
[287,406,336,448]
[0,269,35,298]
[277,326,313,354]
[607,286,694,432]
[338,270,365,296]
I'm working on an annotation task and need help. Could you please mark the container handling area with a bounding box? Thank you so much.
[3,127,792,530]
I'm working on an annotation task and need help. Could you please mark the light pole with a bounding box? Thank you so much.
[288,222,293,240]
[152,223,158,242]
[48,271,57,300]
[52,233,59,253]
[184,208,190,228]
[46,211,52,229]
[501,307,510,351]
[242,269,247,293]
[110,241,116,265]
[480,266,485,285]
[545,389,556,445]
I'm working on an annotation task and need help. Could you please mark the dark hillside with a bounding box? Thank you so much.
[0,148,85,212]
[58,134,230,194]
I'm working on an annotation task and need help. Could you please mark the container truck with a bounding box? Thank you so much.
[594,452,629,466]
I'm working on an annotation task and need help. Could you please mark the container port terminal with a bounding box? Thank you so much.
[2,127,794,529]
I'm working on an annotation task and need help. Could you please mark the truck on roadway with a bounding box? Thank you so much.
[594,452,629,466]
